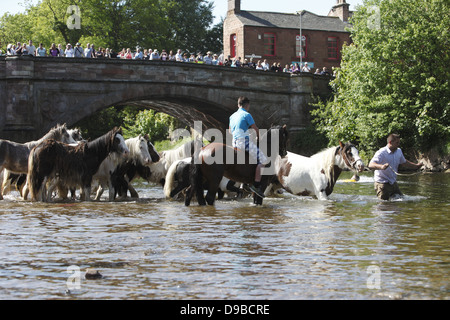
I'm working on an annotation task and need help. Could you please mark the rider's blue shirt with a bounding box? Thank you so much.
[229,107,255,140]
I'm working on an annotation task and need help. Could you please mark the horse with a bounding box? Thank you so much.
[185,125,289,206]
[109,134,161,199]
[0,124,77,200]
[2,126,86,199]
[27,127,129,202]
[163,157,243,200]
[275,141,365,200]
[146,138,203,186]
[92,134,153,201]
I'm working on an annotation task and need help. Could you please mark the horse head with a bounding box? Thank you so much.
[338,141,364,172]
[144,134,161,163]
[263,124,288,158]
[111,127,129,157]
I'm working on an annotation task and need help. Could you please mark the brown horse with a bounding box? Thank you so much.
[185,125,288,206]
[27,127,129,202]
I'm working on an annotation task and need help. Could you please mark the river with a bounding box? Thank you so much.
[0,171,448,300]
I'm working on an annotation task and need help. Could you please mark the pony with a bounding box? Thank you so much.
[93,134,153,201]
[2,126,86,199]
[146,138,203,186]
[0,124,77,200]
[163,157,242,200]
[185,125,289,206]
[275,141,365,200]
[109,134,161,199]
[27,127,129,202]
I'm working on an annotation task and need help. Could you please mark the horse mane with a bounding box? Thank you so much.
[26,123,68,149]
[161,139,198,167]
[87,127,121,153]
[311,146,338,184]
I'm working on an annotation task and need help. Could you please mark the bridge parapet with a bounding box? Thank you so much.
[0,55,332,148]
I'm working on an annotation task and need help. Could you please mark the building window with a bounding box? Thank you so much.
[264,33,276,56]
[230,34,237,57]
[296,34,307,59]
[327,37,338,60]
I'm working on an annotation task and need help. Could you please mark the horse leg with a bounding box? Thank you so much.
[0,167,4,200]
[205,176,222,205]
[1,169,12,196]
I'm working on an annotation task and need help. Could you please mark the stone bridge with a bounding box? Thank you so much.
[0,55,332,152]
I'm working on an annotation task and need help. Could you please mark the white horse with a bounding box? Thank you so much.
[93,135,152,201]
[275,141,364,200]
[148,138,203,185]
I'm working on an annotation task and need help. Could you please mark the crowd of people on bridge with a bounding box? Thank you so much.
[1,40,334,76]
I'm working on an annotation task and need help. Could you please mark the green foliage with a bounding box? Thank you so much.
[122,109,179,141]
[0,0,222,54]
[312,0,450,157]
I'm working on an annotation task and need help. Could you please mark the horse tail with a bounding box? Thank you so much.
[185,155,205,206]
[27,146,41,201]
[164,159,181,198]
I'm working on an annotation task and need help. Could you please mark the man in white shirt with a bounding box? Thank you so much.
[369,133,422,200]
[27,40,36,56]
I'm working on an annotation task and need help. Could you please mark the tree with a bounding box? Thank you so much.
[312,0,449,158]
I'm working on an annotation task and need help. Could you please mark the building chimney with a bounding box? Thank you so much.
[227,0,241,15]
[328,0,350,22]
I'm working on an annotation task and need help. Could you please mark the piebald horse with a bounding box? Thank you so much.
[275,141,364,200]
[185,125,288,206]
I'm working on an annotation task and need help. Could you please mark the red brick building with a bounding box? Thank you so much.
[223,0,353,72]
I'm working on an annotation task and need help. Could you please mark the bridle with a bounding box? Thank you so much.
[338,144,364,171]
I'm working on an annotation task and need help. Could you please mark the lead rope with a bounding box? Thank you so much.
[389,165,422,176]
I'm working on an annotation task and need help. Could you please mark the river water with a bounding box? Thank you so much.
[0,172,448,300]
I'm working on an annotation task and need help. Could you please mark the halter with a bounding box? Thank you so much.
[338,144,363,171]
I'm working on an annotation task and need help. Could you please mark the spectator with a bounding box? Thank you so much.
[203,51,213,65]
[134,47,143,59]
[15,42,23,55]
[212,54,219,65]
[65,43,74,57]
[74,43,83,58]
[261,59,270,71]
[27,40,36,56]
[314,68,321,75]
[196,52,203,63]
[182,52,189,62]
[270,62,278,72]
[125,48,133,59]
[301,62,311,73]
[36,43,46,56]
[95,47,105,58]
[175,49,183,62]
[22,43,29,55]
[283,64,291,73]
[168,50,176,61]
[320,67,330,76]
[84,43,93,58]
[160,49,168,61]
[105,48,112,58]
[49,43,59,57]
[58,44,64,57]
[292,63,301,74]
[255,60,264,70]
[218,52,224,66]
[150,49,159,60]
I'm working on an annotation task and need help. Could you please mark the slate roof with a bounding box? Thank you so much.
[234,10,351,32]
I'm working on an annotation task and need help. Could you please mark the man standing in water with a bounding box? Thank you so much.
[229,96,267,198]
[369,133,423,200]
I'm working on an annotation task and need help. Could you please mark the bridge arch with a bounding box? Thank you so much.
[0,56,332,152]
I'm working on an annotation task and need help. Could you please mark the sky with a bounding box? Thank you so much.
[1,0,365,25]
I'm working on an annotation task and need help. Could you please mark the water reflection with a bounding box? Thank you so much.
[0,173,448,299]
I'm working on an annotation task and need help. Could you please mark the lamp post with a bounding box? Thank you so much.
[296,10,305,68]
